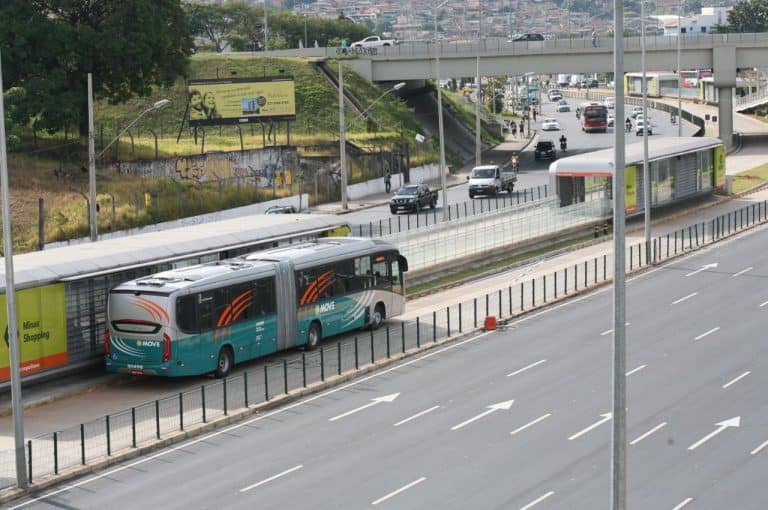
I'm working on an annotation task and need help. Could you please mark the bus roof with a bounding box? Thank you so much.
[0,213,349,292]
[245,237,397,268]
[549,137,722,177]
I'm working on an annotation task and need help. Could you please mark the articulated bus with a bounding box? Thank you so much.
[580,102,608,133]
[105,238,408,378]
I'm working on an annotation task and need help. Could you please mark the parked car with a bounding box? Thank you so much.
[636,120,653,136]
[390,184,438,213]
[541,118,561,131]
[604,96,615,109]
[265,205,297,214]
[468,164,517,198]
[351,35,397,48]
[631,106,645,118]
[580,79,600,88]
[556,100,571,112]
[509,33,545,42]
[534,140,557,161]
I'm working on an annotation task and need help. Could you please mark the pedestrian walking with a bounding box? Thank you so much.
[518,120,525,136]
[384,169,391,193]
[591,31,598,48]
[532,108,537,122]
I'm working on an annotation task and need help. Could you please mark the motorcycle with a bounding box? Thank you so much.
[560,139,567,151]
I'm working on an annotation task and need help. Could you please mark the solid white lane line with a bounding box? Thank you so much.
[240,465,303,493]
[630,422,667,445]
[510,414,552,436]
[694,327,720,341]
[733,266,753,277]
[671,497,694,510]
[672,292,698,305]
[750,438,768,456]
[394,406,440,427]
[761,300,768,308]
[626,364,646,377]
[371,477,427,505]
[507,359,547,377]
[600,322,630,336]
[722,371,751,389]
[519,491,555,510]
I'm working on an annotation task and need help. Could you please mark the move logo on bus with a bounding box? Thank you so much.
[315,301,336,315]
[137,340,161,348]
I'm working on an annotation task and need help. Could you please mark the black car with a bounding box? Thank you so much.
[534,140,557,161]
[509,33,545,42]
[265,205,297,214]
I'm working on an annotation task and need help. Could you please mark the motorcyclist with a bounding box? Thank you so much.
[575,107,581,119]
[670,112,677,125]
[625,117,632,132]
[559,134,567,150]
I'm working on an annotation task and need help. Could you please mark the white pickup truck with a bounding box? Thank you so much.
[351,36,397,48]
[468,164,517,198]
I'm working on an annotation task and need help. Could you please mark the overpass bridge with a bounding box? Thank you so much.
[262,32,768,148]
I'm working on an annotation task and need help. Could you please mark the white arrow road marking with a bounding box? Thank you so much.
[630,422,667,445]
[672,292,698,305]
[671,497,694,510]
[568,413,612,441]
[510,414,552,436]
[733,267,753,277]
[694,327,720,341]
[507,359,546,377]
[451,400,514,431]
[371,477,427,505]
[750,438,768,456]
[519,491,554,510]
[688,417,740,450]
[329,393,400,422]
[394,406,440,427]
[685,262,718,277]
[240,465,303,492]
[626,364,646,377]
[722,371,750,389]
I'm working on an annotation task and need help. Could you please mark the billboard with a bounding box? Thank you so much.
[0,284,68,382]
[187,76,296,126]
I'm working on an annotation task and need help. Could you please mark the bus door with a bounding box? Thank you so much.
[274,259,297,350]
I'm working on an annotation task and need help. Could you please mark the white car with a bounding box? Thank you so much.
[541,118,561,131]
[604,97,615,109]
[350,36,396,48]
[636,120,653,136]
[631,106,645,118]
[635,114,653,124]
[556,100,571,112]
[607,112,615,126]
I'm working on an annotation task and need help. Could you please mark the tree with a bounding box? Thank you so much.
[0,0,192,136]
[185,3,234,52]
[724,0,768,33]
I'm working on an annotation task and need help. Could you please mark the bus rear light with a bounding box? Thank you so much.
[162,332,172,362]
[103,329,111,357]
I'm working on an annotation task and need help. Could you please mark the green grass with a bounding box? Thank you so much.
[407,234,596,297]
[731,163,768,194]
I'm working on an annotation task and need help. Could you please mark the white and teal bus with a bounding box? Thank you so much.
[105,238,408,378]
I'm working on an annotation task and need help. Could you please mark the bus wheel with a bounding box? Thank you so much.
[371,303,386,330]
[214,347,233,378]
[307,322,321,350]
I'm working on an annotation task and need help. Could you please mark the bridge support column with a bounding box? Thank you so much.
[717,87,734,148]
[712,46,736,148]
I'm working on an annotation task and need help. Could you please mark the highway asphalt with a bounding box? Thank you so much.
[12,222,768,509]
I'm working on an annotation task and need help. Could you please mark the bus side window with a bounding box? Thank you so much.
[372,254,390,288]
[354,256,372,290]
[198,291,215,333]
[176,295,198,333]
[253,277,276,316]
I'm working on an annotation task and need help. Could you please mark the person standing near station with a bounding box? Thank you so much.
[384,169,392,193]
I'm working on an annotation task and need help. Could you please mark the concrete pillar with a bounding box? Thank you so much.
[712,46,736,149]
[717,87,733,148]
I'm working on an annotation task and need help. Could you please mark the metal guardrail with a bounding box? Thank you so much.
[349,184,550,238]
[1,200,766,493]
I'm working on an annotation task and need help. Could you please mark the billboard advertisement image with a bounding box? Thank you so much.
[0,284,68,381]
[187,76,296,126]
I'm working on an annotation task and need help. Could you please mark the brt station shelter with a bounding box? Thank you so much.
[548,137,725,215]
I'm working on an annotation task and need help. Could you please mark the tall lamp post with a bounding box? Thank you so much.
[88,74,169,241]
[0,52,27,489]
[677,1,683,136]
[642,0,651,262]
[434,0,449,221]
[338,61,405,210]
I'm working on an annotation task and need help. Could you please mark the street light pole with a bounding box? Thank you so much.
[434,0,449,221]
[263,0,269,51]
[88,93,170,241]
[339,62,348,210]
[0,51,27,490]
[475,56,481,167]
[677,0,683,137]
[642,0,651,262]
